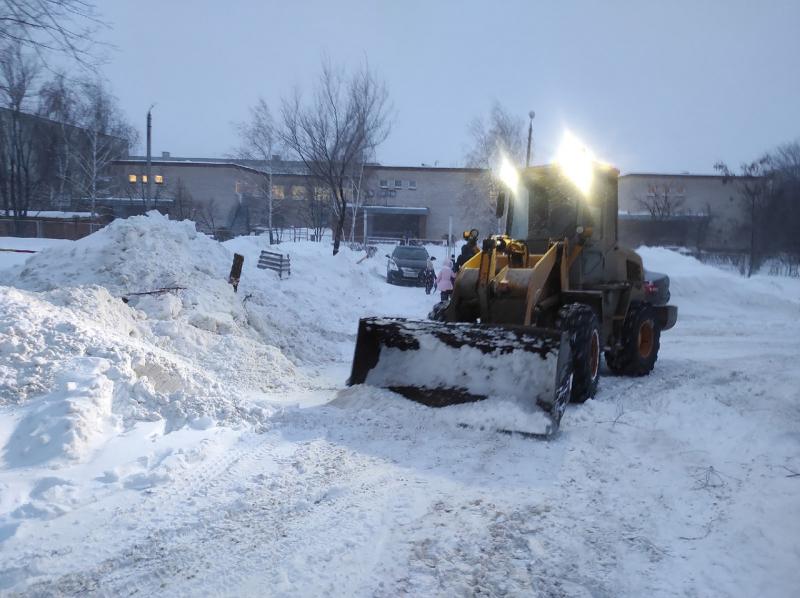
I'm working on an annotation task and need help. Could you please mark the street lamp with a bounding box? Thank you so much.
[146,103,156,209]
[526,110,535,168]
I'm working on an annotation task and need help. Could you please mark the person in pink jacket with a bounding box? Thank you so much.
[436,259,455,302]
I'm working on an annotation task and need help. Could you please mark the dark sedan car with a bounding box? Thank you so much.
[386,246,430,285]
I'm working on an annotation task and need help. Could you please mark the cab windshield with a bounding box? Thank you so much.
[507,171,600,243]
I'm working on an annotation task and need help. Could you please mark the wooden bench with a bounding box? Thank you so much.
[257,250,291,278]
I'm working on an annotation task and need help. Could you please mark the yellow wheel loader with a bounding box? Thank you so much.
[349,162,678,436]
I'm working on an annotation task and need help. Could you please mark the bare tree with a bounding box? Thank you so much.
[234,98,279,242]
[37,70,79,206]
[170,177,195,221]
[348,149,369,243]
[465,101,526,169]
[635,183,686,219]
[73,78,135,220]
[0,0,105,68]
[460,101,525,235]
[304,183,329,243]
[714,158,773,277]
[196,197,219,237]
[279,60,390,255]
[760,140,800,260]
[0,40,43,229]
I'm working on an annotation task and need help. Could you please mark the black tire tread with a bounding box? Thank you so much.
[558,303,601,403]
[605,301,661,376]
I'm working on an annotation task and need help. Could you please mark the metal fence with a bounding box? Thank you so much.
[0,218,102,240]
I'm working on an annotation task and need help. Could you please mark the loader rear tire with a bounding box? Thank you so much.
[605,301,661,376]
[559,303,601,404]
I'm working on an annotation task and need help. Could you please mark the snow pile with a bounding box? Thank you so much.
[0,216,432,468]
[1,232,799,595]
[6,211,244,332]
[638,246,800,318]
[331,385,554,437]
[224,236,432,365]
[4,358,117,467]
[0,214,309,466]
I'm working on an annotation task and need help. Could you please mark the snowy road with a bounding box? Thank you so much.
[1,221,799,596]
[10,311,800,597]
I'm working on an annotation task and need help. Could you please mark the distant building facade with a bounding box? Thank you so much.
[105,155,753,251]
[109,155,490,241]
[618,173,751,251]
[359,166,488,241]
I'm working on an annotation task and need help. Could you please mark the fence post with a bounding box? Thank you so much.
[228,253,244,292]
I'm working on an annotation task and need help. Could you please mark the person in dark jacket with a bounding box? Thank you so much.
[455,229,480,271]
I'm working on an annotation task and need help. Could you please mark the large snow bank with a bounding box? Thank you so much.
[0,215,432,466]
[223,236,432,365]
[637,246,800,319]
[0,214,305,465]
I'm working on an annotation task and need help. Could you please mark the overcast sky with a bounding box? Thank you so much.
[99,0,799,174]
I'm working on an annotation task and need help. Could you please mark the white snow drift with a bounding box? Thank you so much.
[0,216,798,597]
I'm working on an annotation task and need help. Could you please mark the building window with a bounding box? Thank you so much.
[394,179,402,188]
[291,185,305,200]
[154,175,164,184]
[272,185,285,199]
[128,174,137,183]
[379,179,388,188]
[408,180,416,190]
[314,186,331,200]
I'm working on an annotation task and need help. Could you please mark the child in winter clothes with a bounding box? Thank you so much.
[436,259,455,302]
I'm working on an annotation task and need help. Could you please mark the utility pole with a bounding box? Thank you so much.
[146,104,155,209]
[526,110,535,168]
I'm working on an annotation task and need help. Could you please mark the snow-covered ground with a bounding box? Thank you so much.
[0,213,798,597]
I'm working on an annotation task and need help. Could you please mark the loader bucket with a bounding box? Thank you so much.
[348,317,573,436]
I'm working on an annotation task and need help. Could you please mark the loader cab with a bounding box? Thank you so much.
[505,163,619,284]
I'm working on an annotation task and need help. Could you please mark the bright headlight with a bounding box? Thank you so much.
[498,155,519,191]
[556,130,595,196]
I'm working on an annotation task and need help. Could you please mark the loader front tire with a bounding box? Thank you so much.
[559,303,601,404]
[605,301,661,376]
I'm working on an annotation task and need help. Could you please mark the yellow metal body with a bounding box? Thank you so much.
[447,237,584,328]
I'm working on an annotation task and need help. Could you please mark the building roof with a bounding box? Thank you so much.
[620,172,757,179]
[113,158,270,178]
[363,205,429,215]
[618,212,709,221]
[93,196,174,204]
[0,107,130,148]
[122,156,487,176]
[367,165,485,174]
[24,210,94,219]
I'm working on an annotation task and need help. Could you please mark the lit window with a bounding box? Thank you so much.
[142,175,148,183]
[272,185,285,199]
[379,179,388,188]
[394,179,402,188]
[128,174,137,183]
[154,175,164,184]
[292,185,305,200]
[314,186,331,200]
[408,180,416,190]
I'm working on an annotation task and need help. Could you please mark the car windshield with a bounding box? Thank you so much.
[393,247,428,260]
